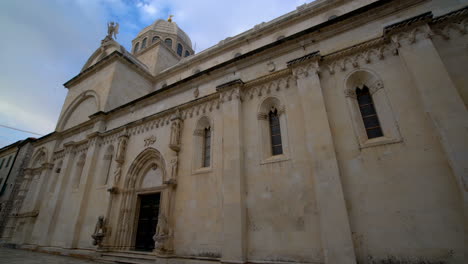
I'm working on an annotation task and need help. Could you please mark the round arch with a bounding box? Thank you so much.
[56,90,100,131]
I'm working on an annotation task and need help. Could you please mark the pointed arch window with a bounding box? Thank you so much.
[269,108,283,155]
[202,127,211,167]
[356,86,383,139]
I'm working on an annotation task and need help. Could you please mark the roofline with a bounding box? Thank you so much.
[0,137,36,154]
[63,51,153,88]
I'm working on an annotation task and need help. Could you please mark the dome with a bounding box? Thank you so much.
[136,19,192,48]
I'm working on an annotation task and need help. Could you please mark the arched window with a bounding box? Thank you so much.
[177,43,183,56]
[344,70,401,148]
[165,38,172,47]
[356,86,383,139]
[269,108,283,155]
[134,42,140,53]
[193,116,213,172]
[152,36,160,43]
[203,127,211,167]
[100,145,114,185]
[258,97,289,161]
[141,38,147,49]
[73,154,86,188]
[184,50,190,57]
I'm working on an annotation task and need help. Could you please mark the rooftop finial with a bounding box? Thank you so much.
[168,15,174,22]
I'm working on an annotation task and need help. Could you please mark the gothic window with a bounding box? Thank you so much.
[177,43,183,56]
[73,154,86,189]
[152,36,160,43]
[193,116,213,172]
[344,70,401,148]
[100,145,114,185]
[165,38,173,47]
[185,50,190,57]
[134,42,140,53]
[258,97,289,162]
[269,109,283,155]
[356,86,383,139]
[141,38,147,49]
[202,127,211,167]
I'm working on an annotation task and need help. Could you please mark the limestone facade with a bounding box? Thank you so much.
[2,0,468,263]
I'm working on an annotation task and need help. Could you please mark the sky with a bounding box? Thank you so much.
[0,0,313,148]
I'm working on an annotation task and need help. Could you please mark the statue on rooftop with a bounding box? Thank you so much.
[107,21,119,39]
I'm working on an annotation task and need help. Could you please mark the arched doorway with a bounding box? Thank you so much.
[113,148,168,251]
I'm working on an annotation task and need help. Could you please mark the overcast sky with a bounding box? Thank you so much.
[0,0,312,148]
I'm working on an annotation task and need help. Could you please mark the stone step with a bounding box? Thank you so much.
[98,251,165,264]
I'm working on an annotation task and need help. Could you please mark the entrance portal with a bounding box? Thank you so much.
[135,193,160,251]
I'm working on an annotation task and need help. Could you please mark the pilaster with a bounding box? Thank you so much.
[46,141,77,246]
[217,80,246,263]
[288,53,356,264]
[71,132,102,248]
[390,23,468,254]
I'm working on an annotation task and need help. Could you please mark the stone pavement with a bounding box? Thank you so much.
[0,248,100,264]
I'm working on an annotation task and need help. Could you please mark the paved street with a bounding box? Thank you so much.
[0,248,100,264]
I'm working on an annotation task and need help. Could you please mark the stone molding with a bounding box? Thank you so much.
[243,74,292,101]
[430,6,468,40]
[344,80,384,99]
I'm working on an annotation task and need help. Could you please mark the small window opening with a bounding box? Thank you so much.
[152,36,160,43]
[269,109,283,155]
[165,38,173,47]
[356,86,383,139]
[177,43,183,56]
[184,50,190,57]
[141,38,147,49]
[202,127,211,167]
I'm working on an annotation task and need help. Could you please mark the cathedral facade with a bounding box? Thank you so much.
[1,0,468,263]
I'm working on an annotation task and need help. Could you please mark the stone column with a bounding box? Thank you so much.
[217,80,246,263]
[289,55,356,264]
[392,24,468,249]
[71,132,102,248]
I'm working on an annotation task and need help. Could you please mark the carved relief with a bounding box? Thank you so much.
[144,135,157,147]
[114,135,129,185]
[169,110,183,152]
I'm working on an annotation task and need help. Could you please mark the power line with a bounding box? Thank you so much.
[0,124,44,136]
